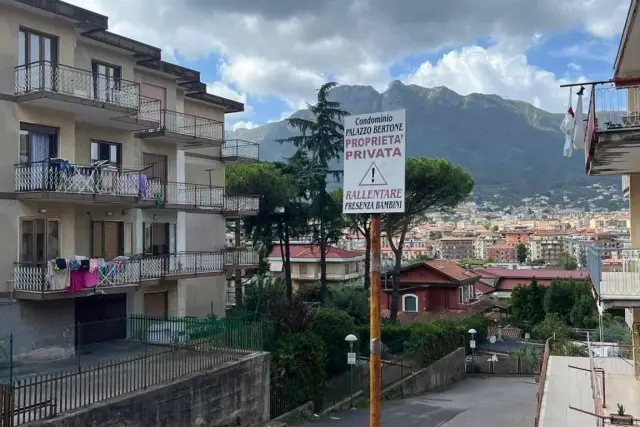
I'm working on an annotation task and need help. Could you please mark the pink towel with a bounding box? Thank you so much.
[69,271,85,292]
[83,270,99,288]
[89,259,99,273]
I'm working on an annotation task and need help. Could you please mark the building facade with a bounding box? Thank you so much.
[486,244,517,263]
[437,237,476,260]
[0,0,260,346]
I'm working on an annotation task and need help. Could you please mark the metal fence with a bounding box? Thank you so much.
[465,354,539,375]
[0,315,262,426]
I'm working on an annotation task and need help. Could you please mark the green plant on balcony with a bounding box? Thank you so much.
[611,403,634,425]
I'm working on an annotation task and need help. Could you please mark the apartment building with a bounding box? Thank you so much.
[436,237,476,260]
[473,234,502,259]
[527,231,570,265]
[486,244,517,263]
[268,244,365,290]
[0,0,260,345]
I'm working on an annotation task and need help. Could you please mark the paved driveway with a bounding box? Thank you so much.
[300,376,537,427]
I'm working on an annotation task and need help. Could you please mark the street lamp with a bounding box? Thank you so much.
[345,334,358,408]
[468,328,477,375]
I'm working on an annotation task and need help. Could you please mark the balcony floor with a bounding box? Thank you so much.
[15,92,154,131]
[598,272,640,308]
[135,130,223,148]
[589,128,640,175]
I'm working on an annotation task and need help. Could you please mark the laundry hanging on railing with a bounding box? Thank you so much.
[560,88,575,158]
[573,87,586,150]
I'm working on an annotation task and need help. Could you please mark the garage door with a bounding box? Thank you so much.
[75,293,127,347]
[144,292,168,317]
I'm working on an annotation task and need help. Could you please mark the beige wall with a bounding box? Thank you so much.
[0,200,20,292]
[185,155,225,187]
[134,69,178,111]
[182,276,227,317]
[0,100,19,193]
[0,4,77,95]
[75,41,137,82]
[630,174,640,246]
[184,99,225,123]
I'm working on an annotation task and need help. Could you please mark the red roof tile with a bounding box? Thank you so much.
[269,244,363,259]
[473,268,588,280]
[423,260,480,282]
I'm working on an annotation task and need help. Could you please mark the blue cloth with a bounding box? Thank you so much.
[138,174,148,198]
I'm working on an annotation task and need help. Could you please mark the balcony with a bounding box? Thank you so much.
[136,110,224,147]
[14,61,159,131]
[223,249,260,268]
[222,139,260,163]
[585,245,640,308]
[291,271,364,281]
[14,161,260,215]
[12,251,228,299]
[623,175,630,198]
[584,82,640,176]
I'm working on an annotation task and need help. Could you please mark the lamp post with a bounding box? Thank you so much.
[345,334,358,408]
[469,328,477,375]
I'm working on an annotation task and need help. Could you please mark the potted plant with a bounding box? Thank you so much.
[611,404,634,425]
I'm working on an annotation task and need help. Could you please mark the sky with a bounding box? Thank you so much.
[67,0,629,131]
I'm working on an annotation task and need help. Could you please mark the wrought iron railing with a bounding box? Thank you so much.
[12,260,141,293]
[291,271,363,280]
[14,61,140,110]
[223,195,260,213]
[223,249,260,267]
[152,110,224,142]
[222,139,259,160]
[139,252,224,279]
[15,161,143,196]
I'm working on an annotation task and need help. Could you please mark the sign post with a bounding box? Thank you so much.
[342,109,406,427]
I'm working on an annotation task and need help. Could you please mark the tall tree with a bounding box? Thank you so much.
[516,243,529,265]
[332,189,371,290]
[383,157,474,322]
[226,162,300,304]
[556,251,578,270]
[277,82,349,302]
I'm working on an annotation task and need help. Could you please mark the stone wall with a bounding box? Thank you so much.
[26,352,270,427]
[382,347,465,400]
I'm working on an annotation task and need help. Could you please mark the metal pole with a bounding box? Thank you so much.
[369,215,381,427]
[349,341,354,408]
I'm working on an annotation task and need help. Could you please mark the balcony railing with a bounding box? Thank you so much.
[13,259,141,293]
[224,195,260,213]
[14,61,140,110]
[14,163,259,214]
[223,249,260,267]
[585,245,640,299]
[139,252,224,279]
[292,272,363,281]
[623,175,630,197]
[222,139,259,161]
[148,110,224,142]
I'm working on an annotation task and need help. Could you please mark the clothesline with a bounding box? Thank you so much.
[46,255,134,293]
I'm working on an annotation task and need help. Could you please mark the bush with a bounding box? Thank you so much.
[310,308,356,376]
[329,287,369,325]
[271,331,327,411]
[532,313,570,341]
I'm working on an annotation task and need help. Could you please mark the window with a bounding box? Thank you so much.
[92,221,132,259]
[18,28,58,93]
[20,218,59,263]
[458,287,464,304]
[344,263,351,274]
[143,223,176,255]
[92,60,121,102]
[19,123,58,164]
[91,140,121,167]
[299,263,308,275]
[402,294,418,312]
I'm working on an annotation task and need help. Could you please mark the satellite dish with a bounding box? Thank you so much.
[489,335,497,344]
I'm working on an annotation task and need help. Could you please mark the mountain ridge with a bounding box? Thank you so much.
[227,81,614,200]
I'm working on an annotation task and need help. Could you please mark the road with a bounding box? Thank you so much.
[299,376,536,427]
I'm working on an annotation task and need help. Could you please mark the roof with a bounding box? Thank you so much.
[473,268,589,281]
[488,244,515,250]
[385,260,480,285]
[615,0,639,77]
[269,244,363,260]
[12,0,243,113]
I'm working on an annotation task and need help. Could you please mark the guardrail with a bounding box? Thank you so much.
[534,338,551,427]
[14,61,140,109]
[584,245,640,298]
[222,139,259,161]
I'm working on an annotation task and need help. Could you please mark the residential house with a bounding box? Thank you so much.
[380,260,479,313]
[0,0,260,346]
[527,230,571,265]
[268,244,365,290]
[473,268,589,299]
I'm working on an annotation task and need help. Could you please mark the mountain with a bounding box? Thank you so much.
[227,81,616,201]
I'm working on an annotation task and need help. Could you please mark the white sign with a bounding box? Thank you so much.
[342,109,406,214]
[347,352,357,365]
[470,340,476,349]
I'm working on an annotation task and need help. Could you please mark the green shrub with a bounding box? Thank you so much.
[532,313,570,341]
[329,287,369,325]
[310,308,356,376]
[271,331,327,411]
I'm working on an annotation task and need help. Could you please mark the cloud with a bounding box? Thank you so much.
[230,121,259,131]
[406,45,586,112]
[206,81,254,117]
[66,0,625,108]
